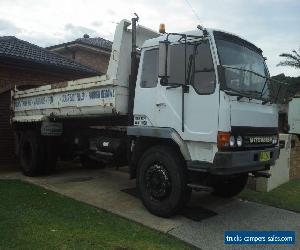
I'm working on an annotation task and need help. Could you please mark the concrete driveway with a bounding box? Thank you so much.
[1,163,299,250]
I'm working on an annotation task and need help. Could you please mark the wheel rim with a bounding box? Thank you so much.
[145,163,171,200]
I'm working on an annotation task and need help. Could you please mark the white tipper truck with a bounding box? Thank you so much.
[11,16,280,217]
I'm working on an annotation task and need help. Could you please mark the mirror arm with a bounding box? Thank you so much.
[166,84,182,90]
[217,65,226,90]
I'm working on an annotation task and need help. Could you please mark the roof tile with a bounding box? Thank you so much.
[47,37,112,51]
[75,37,112,50]
[0,36,100,75]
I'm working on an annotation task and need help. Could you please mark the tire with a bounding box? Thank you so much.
[212,174,248,198]
[137,145,190,218]
[19,130,58,176]
[19,130,44,176]
[41,137,58,175]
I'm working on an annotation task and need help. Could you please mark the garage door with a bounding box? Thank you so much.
[0,91,15,165]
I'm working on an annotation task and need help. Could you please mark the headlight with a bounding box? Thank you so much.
[236,136,243,147]
[229,136,235,147]
[218,132,243,149]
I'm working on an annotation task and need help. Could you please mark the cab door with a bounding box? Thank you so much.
[134,40,219,144]
[134,47,161,126]
[154,40,219,143]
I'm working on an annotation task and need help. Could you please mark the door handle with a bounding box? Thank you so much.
[156,102,166,107]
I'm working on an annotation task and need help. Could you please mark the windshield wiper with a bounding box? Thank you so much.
[242,90,263,98]
[242,90,271,104]
[223,89,251,100]
[260,78,268,98]
[223,65,267,80]
[222,66,273,103]
[224,89,271,103]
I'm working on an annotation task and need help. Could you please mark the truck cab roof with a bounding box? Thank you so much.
[142,28,261,54]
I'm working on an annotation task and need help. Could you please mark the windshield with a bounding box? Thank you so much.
[214,32,270,100]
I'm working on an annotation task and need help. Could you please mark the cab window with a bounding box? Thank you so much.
[168,41,216,94]
[140,48,158,88]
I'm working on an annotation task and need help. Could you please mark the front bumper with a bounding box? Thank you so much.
[187,147,280,175]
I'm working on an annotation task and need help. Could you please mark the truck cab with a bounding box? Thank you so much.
[128,26,279,216]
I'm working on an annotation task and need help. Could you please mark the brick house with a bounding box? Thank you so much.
[0,36,100,165]
[47,35,112,74]
[290,135,300,179]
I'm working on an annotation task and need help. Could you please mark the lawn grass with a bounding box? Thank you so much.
[239,179,300,213]
[0,180,190,250]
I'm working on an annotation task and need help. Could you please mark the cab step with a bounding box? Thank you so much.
[187,184,213,192]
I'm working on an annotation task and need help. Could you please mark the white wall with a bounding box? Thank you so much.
[256,133,291,192]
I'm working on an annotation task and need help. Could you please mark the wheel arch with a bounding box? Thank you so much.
[128,127,191,178]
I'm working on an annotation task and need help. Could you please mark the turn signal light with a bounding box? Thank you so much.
[217,131,231,149]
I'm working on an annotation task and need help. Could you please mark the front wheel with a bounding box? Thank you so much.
[137,145,190,218]
[212,174,248,198]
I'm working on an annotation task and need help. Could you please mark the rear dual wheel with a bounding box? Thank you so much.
[19,130,58,176]
[137,145,191,218]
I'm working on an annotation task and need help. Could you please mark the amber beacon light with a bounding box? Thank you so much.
[159,23,166,33]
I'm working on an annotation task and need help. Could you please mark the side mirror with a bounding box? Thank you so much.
[158,40,171,85]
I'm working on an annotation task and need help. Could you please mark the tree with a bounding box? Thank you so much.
[277,48,300,69]
[271,74,300,103]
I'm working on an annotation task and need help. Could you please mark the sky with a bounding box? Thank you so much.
[0,0,299,77]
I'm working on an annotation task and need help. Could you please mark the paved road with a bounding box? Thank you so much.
[1,164,299,250]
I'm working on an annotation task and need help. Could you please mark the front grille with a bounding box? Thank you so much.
[231,126,277,149]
